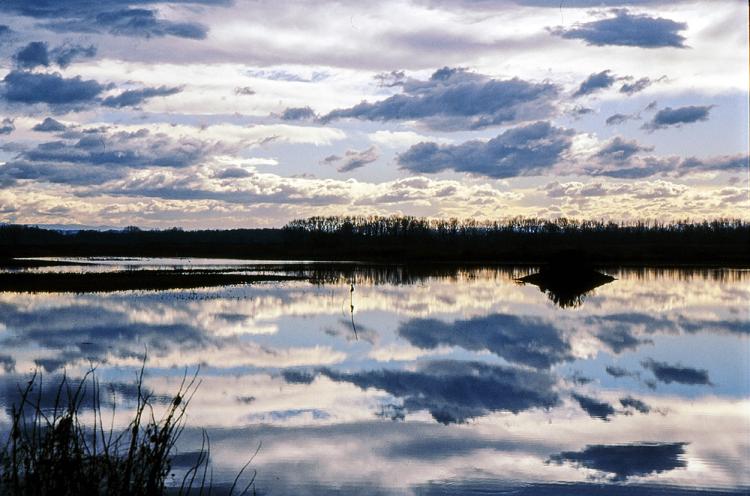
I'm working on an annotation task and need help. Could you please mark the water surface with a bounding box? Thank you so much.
[1,260,748,494]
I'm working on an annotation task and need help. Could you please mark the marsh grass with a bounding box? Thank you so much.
[0,363,257,495]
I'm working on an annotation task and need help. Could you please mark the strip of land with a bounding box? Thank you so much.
[2,217,748,265]
[0,270,304,293]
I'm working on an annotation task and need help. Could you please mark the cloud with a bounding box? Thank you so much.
[35,5,210,40]
[604,113,636,126]
[550,9,687,48]
[594,137,653,161]
[0,118,14,135]
[605,365,638,379]
[596,326,652,353]
[102,85,182,108]
[93,8,207,39]
[619,396,650,414]
[1,70,105,108]
[397,121,573,178]
[214,167,253,179]
[314,360,560,424]
[571,393,615,420]
[573,70,616,97]
[234,86,255,96]
[12,41,96,70]
[32,117,67,132]
[642,105,713,131]
[641,358,712,386]
[619,76,662,95]
[0,127,218,186]
[0,25,10,37]
[583,137,746,178]
[280,107,316,121]
[322,67,558,130]
[51,43,97,67]
[397,314,573,369]
[548,442,688,481]
[321,146,380,173]
[13,41,50,68]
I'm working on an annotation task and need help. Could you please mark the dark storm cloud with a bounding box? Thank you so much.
[641,358,712,386]
[548,442,687,481]
[322,146,380,173]
[571,393,615,420]
[322,67,558,130]
[14,41,50,68]
[397,121,573,178]
[550,9,687,48]
[308,360,560,424]
[1,70,105,107]
[0,118,14,135]
[102,85,182,108]
[280,107,316,121]
[397,314,573,369]
[642,105,713,131]
[32,117,67,132]
[619,396,650,413]
[573,70,616,97]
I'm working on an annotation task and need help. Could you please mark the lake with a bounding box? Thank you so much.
[1,259,748,494]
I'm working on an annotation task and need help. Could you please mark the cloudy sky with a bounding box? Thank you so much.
[0,0,747,228]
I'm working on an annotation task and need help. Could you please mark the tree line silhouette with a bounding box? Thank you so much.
[1,216,748,264]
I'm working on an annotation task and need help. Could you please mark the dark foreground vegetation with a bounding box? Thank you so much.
[1,366,256,496]
[1,216,748,265]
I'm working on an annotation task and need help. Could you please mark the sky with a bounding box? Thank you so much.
[0,0,747,228]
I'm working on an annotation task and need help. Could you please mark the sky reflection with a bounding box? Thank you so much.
[0,262,747,494]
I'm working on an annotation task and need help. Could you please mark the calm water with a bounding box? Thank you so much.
[1,260,748,494]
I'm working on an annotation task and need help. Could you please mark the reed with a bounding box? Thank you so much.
[0,363,256,495]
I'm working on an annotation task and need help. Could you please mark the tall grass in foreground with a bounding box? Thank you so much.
[0,365,257,495]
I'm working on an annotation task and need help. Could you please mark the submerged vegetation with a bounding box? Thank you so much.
[1,216,748,264]
[0,366,257,496]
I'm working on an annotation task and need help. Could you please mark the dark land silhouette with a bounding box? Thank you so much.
[517,250,616,307]
[1,216,748,265]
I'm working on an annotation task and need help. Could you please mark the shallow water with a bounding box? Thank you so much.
[0,260,748,494]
